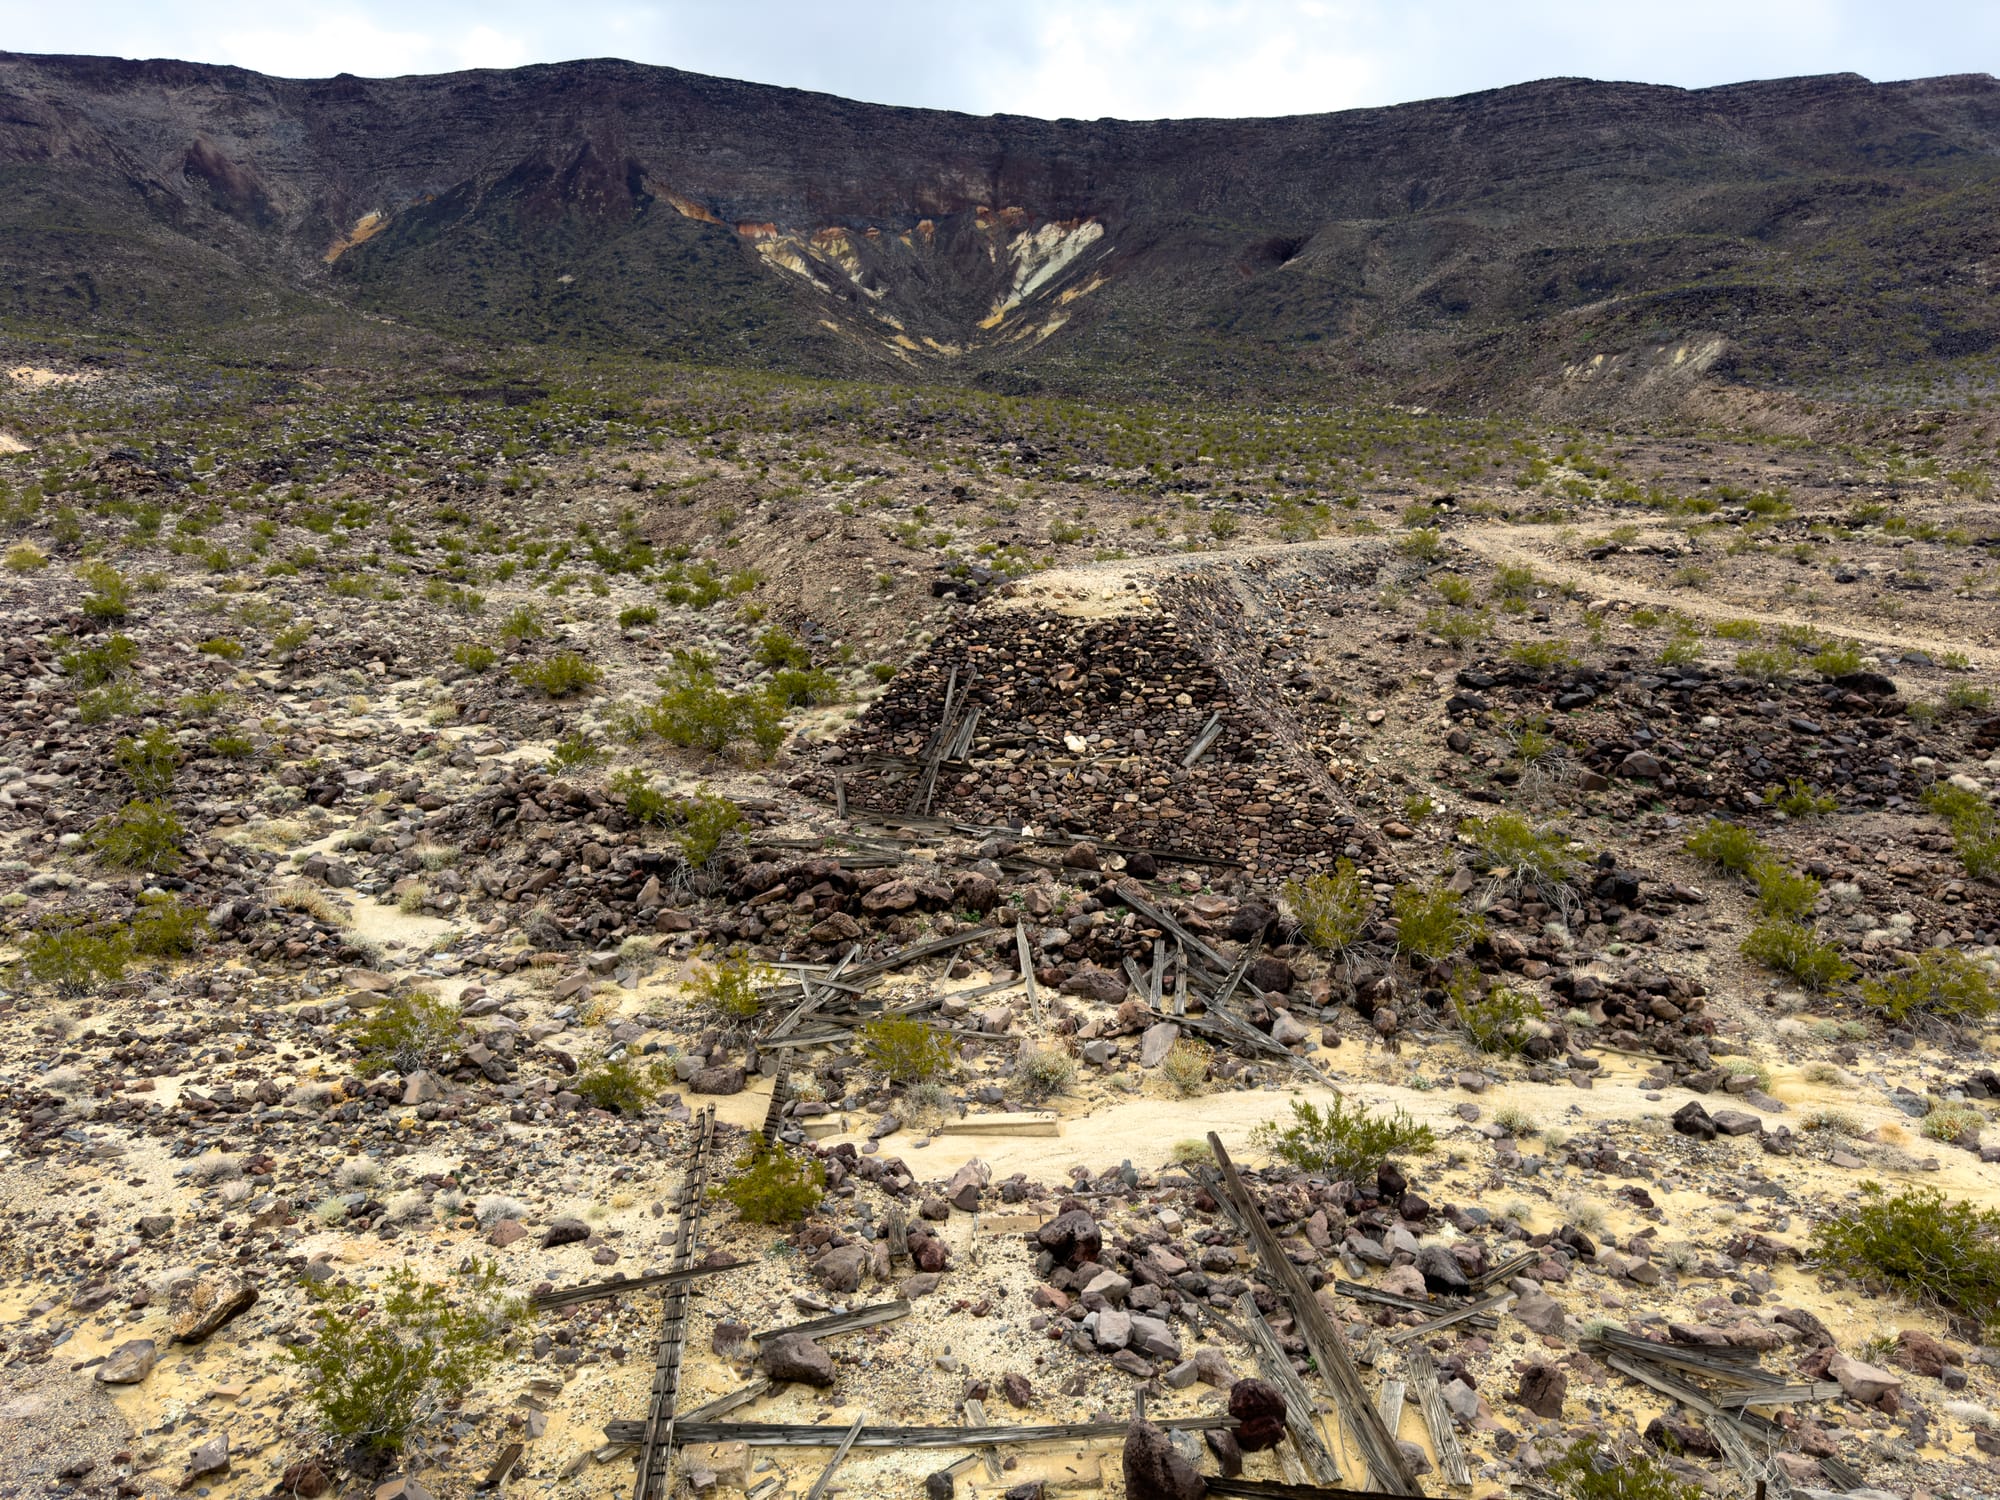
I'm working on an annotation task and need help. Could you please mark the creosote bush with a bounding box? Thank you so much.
[688,947,771,1020]
[1281,859,1370,952]
[1860,949,1998,1025]
[13,921,133,996]
[1813,1183,2000,1337]
[348,989,463,1073]
[132,893,206,957]
[1741,918,1854,991]
[1685,818,1766,877]
[1923,783,2000,881]
[89,798,184,872]
[1764,778,1838,818]
[1750,857,1821,921]
[574,1056,670,1114]
[115,726,179,798]
[513,651,602,698]
[1448,970,1544,1055]
[1547,1436,1706,1500]
[285,1260,523,1459]
[1251,1096,1435,1183]
[717,1140,825,1224]
[1390,881,1482,963]
[859,1015,957,1083]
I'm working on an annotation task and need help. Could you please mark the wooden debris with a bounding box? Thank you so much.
[751,1299,910,1345]
[1401,1345,1470,1489]
[1235,1291,1342,1485]
[1206,1134,1422,1495]
[802,1410,866,1500]
[531,1261,732,1312]
[632,1106,717,1500]
[602,1417,1235,1448]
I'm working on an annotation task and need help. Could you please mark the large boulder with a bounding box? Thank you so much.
[170,1271,258,1343]
[760,1333,835,1387]
[1891,1329,1961,1378]
[1122,1421,1206,1500]
[1514,1362,1568,1418]
[1829,1352,1903,1406]
[1035,1208,1101,1268]
[813,1244,869,1293]
[1229,1378,1288,1451]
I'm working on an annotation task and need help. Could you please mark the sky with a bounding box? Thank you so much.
[2,1,1995,119]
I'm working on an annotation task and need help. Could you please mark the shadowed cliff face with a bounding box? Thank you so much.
[2,52,1999,401]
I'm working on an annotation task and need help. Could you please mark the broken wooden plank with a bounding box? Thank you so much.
[1375,1380,1406,1437]
[1235,1292,1342,1486]
[1109,885,1233,973]
[1714,1383,1845,1408]
[1402,1345,1470,1489]
[803,1410,866,1500]
[1462,1249,1540,1295]
[1384,1292,1510,1346]
[841,925,1002,982]
[633,1106,717,1500]
[1015,917,1041,1012]
[751,1300,911,1346]
[1207,1481,1422,1500]
[532,1261,733,1311]
[603,1417,1235,1448]
[1182,712,1225,768]
[681,1381,772,1422]
[934,1111,1060,1137]
[1207,1134,1421,1496]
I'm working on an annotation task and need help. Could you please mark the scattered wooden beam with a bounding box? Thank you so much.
[681,1381,771,1422]
[1182,712,1226,768]
[1375,1380,1406,1436]
[1402,1345,1470,1489]
[1384,1292,1510,1346]
[602,1417,1236,1449]
[1015,917,1041,1012]
[1715,1383,1845,1408]
[751,1299,910,1346]
[1235,1292,1343,1485]
[934,1111,1061,1137]
[802,1410,866,1500]
[1207,1134,1422,1496]
[632,1106,718,1500]
[531,1261,733,1312]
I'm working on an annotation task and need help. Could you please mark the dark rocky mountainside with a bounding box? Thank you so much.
[4,52,1999,401]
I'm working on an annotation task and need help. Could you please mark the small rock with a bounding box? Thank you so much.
[487,1218,528,1248]
[1829,1352,1903,1405]
[541,1218,591,1249]
[1514,1362,1567,1418]
[96,1338,157,1384]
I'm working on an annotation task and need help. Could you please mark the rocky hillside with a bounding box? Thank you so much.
[3,53,2000,401]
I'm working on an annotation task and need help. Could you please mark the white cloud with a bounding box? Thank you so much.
[209,9,530,79]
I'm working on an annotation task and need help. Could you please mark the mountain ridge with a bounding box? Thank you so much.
[4,51,1999,403]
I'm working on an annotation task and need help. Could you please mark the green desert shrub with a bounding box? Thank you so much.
[61,633,140,687]
[348,989,463,1073]
[89,798,184,872]
[1812,1184,2000,1337]
[1749,857,1821,921]
[1449,971,1544,1055]
[207,731,255,759]
[1734,646,1797,684]
[513,651,601,698]
[498,605,544,643]
[1504,639,1579,673]
[717,1141,825,1225]
[859,1015,957,1083]
[768,667,840,707]
[1811,641,1867,677]
[1390,881,1483,963]
[452,642,496,673]
[753,627,812,672]
[1764,778,1838,818]
[1922,784,2000,881]
[1251,1096,1435,1182]
[1462,811,1576,888]
[114,726,179,798]
[131,893,206,957]
[617,604,659,629]
[689,948,771,1021]
[666,789,744,869]
[1741,918,1853,991]
[12,920,133,996]
[1860,949,1999,1025]
[1398,528,1444,561]
[544,727,606,774]
[1547,1436,1706,1500]
[574,1056,671,1114]
[1281,859,1370,952]
[285,1260,523,1458]
[79,564,133,622]
[1684,818,1766,877]
[608,766,668,824]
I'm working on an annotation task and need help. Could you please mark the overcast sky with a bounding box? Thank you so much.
[4,1,1995,118]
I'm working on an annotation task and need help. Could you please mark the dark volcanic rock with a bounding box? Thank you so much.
[1122,1420,1206,1500]
[1228,1378,1288,1451]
